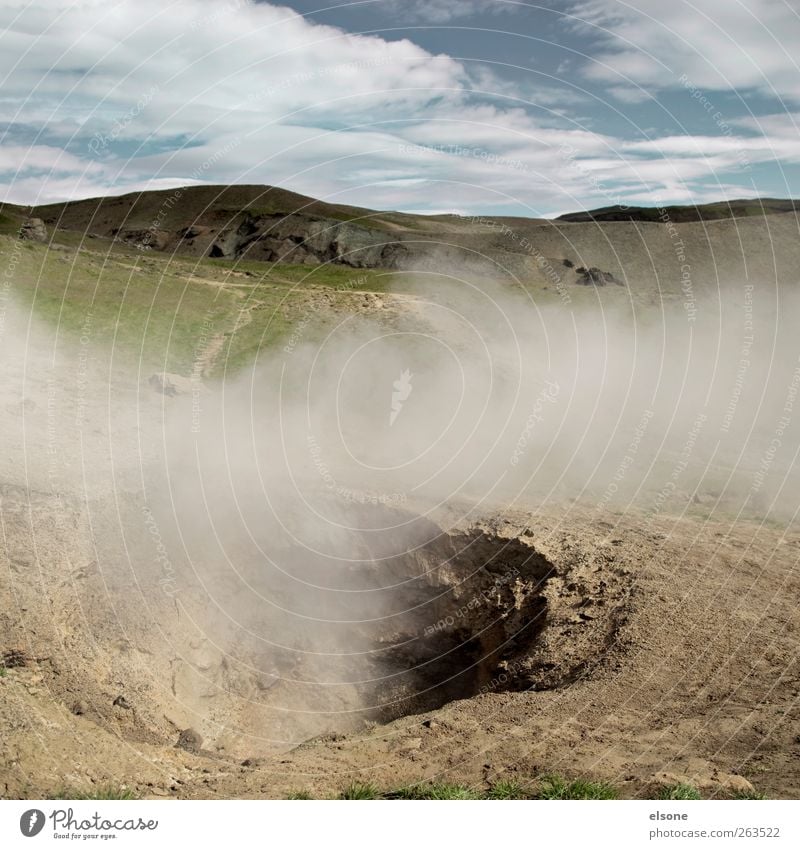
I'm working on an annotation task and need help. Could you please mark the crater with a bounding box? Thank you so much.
[362,529,556,720]
[146,505,627,751]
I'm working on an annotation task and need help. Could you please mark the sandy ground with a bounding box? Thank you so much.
[2,489,799,799]
[2,210,800,800]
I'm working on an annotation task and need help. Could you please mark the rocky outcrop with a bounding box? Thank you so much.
[19,217,47,242]
[204,213,408,268]
[575,266,624,286]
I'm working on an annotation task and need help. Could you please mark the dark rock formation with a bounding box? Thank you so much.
[203,213,407,268]
[575,266,624,286]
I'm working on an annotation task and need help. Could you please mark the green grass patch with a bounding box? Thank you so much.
[732,789,767,800]
[390,783,481,800]
[534,775,618,800]
[316,773,628,801]
[286,791,313,800]
[339,781,380,800]
[659,782,702,800]
[53,786,137,800]
[0,212,24,236]
[0,235,306,377]
[204,257,392,292]
[486,779,529,800]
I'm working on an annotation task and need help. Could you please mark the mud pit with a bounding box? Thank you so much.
[177,513,629,746]
[361,530,556,720]
[1,486,631,765]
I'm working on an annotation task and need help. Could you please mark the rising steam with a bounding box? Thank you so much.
[3,252,800,752]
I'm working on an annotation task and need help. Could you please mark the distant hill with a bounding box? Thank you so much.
[1,184,501,269]
[557,198,800,223]
[2,187,799,302]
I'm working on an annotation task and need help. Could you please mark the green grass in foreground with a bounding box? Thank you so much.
[339,781,381,800]
[534,775,618,800]
[53,786,137,800]
[659,782,702,800]
[732,789,767,800]
[485,779,528,800]
[289,774,767,800]
[390,783,482,800]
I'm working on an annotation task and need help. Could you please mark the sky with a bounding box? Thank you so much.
[0,0,798,216]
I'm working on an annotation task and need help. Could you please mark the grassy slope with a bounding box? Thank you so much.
[0,227,392,377]
[4,189,797,376]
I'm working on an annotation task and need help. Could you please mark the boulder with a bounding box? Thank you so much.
[148,372,198,396]
[19,217,47,242]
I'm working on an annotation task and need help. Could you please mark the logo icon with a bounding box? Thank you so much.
[19,809,45,837]
[389,368,413,426]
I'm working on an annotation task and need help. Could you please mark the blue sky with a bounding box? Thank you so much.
[1,0,798,216]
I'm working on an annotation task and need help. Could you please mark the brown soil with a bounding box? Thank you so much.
[2,488,798,799]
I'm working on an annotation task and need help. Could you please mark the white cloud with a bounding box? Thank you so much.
[568,0,800,102]
[604,85,652,104]
[380,0,518,24]
[0,0,794,212]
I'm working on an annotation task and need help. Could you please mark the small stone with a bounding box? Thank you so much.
[1,649,29,668]
[71,701,88,716]
[113,695,131,710]
[719,774,755,795]
[392,736,423,753]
